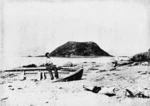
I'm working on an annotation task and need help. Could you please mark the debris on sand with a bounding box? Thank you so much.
[83,85,150,99]
[125,88,150,98]
[83,85,101,93]
[1,56,150,106]
[1,73,17,79]
[98,87,117,97]
[22,64,37,68]
[83,85,116,97]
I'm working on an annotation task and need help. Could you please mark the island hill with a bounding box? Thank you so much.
[45,41,111,57]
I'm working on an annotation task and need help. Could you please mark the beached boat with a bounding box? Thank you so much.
[52,68,84,82]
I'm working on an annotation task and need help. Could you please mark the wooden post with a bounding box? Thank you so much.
[20,71,26,81]
[43,72,46,80]
[37,71,42,81]
[40,71,43,80]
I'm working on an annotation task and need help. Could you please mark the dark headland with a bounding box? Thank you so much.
[131,48,150,62]
[46,41,111,57]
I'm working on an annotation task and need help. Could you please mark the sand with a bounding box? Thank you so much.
[0,57,150,106]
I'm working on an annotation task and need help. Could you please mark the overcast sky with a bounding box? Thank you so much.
[2,0,150,56]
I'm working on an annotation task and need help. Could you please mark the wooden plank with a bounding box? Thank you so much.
[5,67,46,72]
[4,67,78,72]
[25,71,70,74]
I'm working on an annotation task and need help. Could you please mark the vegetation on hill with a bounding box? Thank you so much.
[46,41,111,57]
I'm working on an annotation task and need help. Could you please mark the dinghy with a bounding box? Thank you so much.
[52,68,83,82]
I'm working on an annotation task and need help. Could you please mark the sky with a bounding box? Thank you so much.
[2,0,150,57]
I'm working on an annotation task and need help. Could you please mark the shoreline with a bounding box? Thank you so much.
[0,56,150,106]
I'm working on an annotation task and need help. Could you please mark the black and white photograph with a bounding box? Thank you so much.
[0,0,150,105]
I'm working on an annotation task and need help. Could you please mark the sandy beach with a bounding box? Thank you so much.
[1,0,150,105]
[0,57,150,106]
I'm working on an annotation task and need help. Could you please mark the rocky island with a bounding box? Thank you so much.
[46,41,111,57]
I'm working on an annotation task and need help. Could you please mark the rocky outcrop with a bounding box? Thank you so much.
[48,41,111,57]
[131,49,150,62]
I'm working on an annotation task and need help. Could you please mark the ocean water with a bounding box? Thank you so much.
[1,56,114,70]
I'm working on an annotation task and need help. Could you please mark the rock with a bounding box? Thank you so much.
[135,88,150,98]
[49,41,111,57]
[143,89,150,98]
[10,88,15,91]
[61,61,74,67]
[97,69,106,73]
[8,85,12,87]
[131,49,150,62]
[18,88,22,90]
[125,88,150,98]
[141,62,149,66]
[109,68,116,71]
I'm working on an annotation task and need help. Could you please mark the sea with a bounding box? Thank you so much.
[1,56,114,70]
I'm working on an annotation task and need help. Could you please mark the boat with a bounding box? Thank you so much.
[52,68,84,82]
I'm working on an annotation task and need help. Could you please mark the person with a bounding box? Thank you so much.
[46,55,59,80]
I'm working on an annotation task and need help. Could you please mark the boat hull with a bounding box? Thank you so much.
[52,68,83,82]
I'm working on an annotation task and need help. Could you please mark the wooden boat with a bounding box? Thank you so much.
[52,68,84,83]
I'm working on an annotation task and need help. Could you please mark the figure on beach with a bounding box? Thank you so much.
[46,53,59,80]
[46,63,59,80]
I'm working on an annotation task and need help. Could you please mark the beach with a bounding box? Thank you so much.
[0,56,150,106]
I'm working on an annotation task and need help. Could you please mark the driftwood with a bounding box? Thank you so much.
[125,89,150,98]
[5,67,47,72]
[83,85,101,93]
